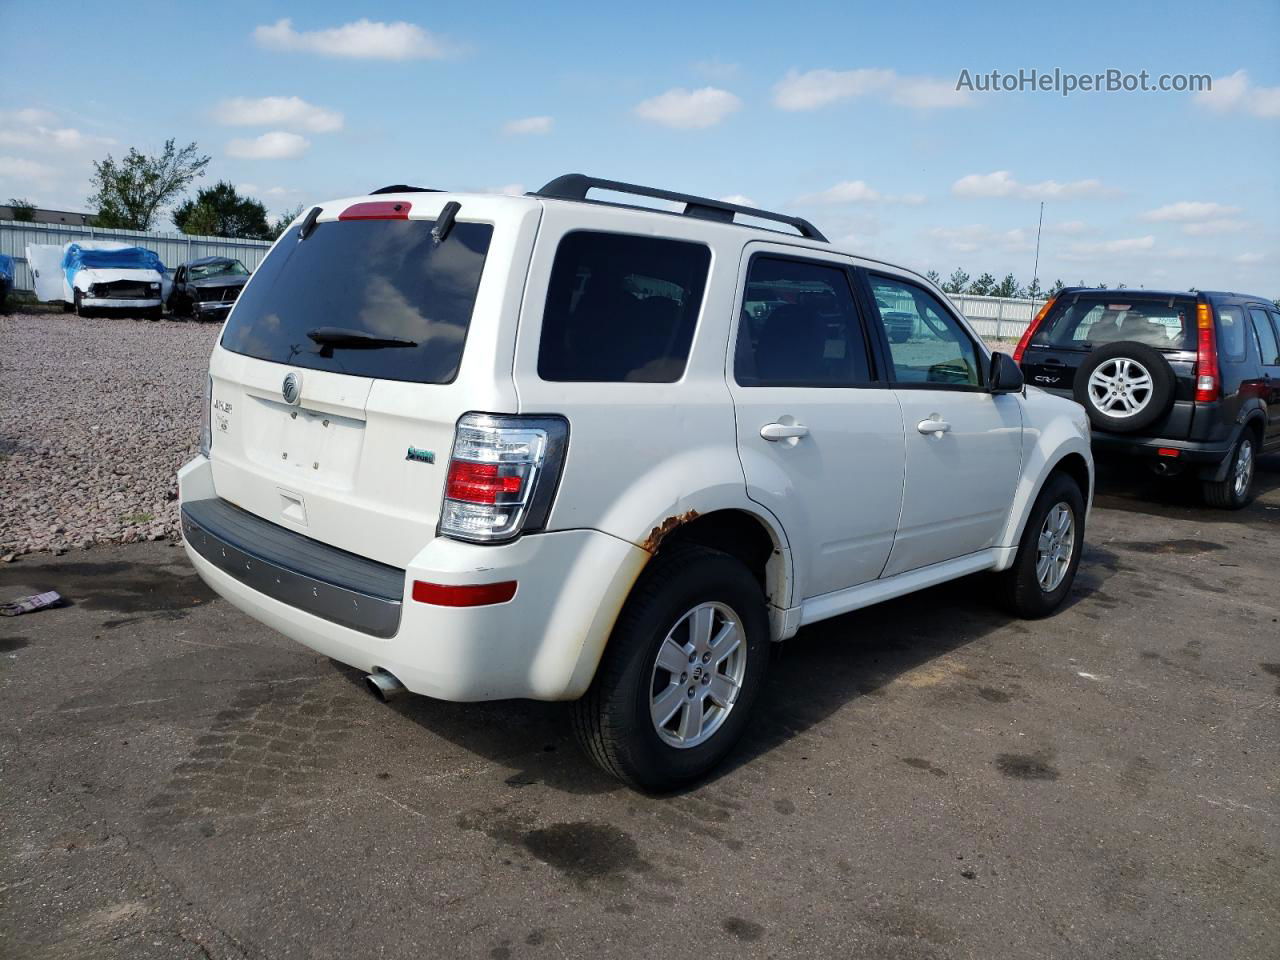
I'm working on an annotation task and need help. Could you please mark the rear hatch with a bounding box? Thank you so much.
[1021,292,1199,437]
[206,193,540,568]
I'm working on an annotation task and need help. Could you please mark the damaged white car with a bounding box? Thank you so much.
[26,240,168,318]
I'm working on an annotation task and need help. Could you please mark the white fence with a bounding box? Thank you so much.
[946,293,1040,340]
[0,219,274,292]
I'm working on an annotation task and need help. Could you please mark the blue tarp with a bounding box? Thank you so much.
[0,254,13,282]
[62,244,164,289]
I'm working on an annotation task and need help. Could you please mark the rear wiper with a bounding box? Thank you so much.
[306,327,418,353]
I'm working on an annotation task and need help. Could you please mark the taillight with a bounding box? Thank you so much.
[439,413,569,543]
[198,375,212,457]
[1194,301,1220,404]
[1013,295,1057,364]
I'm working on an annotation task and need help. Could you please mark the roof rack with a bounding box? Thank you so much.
[532,174,828,242]
[369,184,441,195]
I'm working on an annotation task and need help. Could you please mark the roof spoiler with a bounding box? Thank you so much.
[531,173,828,242]
[369,184,441,195]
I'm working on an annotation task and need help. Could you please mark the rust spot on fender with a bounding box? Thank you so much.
[640,510,699,554]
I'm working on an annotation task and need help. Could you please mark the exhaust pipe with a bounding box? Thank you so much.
[365,669,406,702]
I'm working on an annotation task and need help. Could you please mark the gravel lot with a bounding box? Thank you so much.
[0,312,219,557]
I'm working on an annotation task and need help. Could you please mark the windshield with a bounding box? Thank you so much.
[190,259,248,281]
[220,217,492,384]
[1032,294,1197,352]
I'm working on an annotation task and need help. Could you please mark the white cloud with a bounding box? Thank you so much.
[1047,220,1092,235]
[1140,201,1242,222]
[227,131,310,160]
[1181,219,1247,236]
[214,96,343,133]
[253,18,452,60]
[634,87,741,129]
[1234,252,1265,265]
[773,68,971,111]
[12,108,57,126]
[796,180,927,205]
[482,183,526,196]
[719,194,756,207]
[694,60,740,82]
[502,115,553,136]
[952,170,1107,200]
[0,109,114,152]
[1060,236,1156,262]
[1194,70,1280,119]
[0,156,54,180]
[926,224,1033,255]
[238,183,298,198]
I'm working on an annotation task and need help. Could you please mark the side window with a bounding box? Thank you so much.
[868,275,982,387]
[1216,305,1248,361]
[1250,308,1280,365]
[538,231,711,383]
[734,257,871,387]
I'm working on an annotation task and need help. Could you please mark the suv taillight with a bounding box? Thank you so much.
[1194,300,1220,404]
[439,413,569,543]
[199,375,212,457]
[1013,295,1057,364]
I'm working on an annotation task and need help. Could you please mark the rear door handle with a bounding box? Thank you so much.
[760,422,809,441]
[917,418,951,436]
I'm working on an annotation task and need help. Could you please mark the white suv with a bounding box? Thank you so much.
[179,175,1093,789]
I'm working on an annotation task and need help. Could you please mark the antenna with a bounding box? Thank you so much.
[1030,200,1045,310]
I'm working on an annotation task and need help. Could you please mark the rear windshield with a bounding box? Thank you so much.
[221,218,493,383]
[1032,294,1196,352]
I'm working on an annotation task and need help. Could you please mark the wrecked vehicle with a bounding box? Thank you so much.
[169,256,251,321]
[25,240,167,318]
[179,175,1093,790]
[0,253,12,311]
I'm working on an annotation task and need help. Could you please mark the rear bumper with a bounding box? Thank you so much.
[178,456,648,702]
[192,301,234,317]
[1091,432,1233,463]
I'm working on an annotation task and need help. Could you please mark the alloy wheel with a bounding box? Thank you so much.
[649,601,747,749]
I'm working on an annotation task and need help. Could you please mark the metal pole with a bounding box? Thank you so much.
[1031,200,1045,311]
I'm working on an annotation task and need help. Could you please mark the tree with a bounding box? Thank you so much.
[270,203,305,239]
[1025,277,1044,301]
[173,181,271,239]
[993,273,1022,299]
[924,269,942,286]
[968,272,996,296]
[88,139,210,231]
[943,269,970,294]
[1048,279,1065,296]
[6,197,35,221]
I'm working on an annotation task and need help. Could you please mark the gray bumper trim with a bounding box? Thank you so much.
[181,498,404,638]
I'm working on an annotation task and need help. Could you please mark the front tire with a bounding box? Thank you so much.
[572,544,770,791]
[1202,433,1256,510]
[74,290,90,318]
[997,472,1086,619]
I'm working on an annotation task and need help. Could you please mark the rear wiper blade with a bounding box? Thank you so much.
[306,327,418,350]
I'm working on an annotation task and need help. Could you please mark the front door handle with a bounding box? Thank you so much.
[917,418,952,436]
[760,422,809,441]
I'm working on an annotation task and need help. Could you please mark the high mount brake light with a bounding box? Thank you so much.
[338,200,412,221]
[439,414,569,543]
[1194,301,1220,404]
[1014,295,1057,365]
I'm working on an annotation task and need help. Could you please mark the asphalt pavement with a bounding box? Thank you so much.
[1,458,1277,959]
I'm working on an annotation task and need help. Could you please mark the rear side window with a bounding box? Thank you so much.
[1033,295,1195,352]
[1215,305,1248,361]
[735,257,871,387]
[867,275,981,387]
[538,231,710,382]
[221,218,492,384]
[1249,308,1279,365]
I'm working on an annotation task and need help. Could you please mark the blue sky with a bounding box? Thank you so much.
[2,0,1277,294]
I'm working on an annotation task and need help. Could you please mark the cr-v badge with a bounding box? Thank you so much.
[282,372,301,405]
[1034,374,1061,385]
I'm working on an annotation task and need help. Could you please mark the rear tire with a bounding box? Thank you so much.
[1073,341,1175,433]
[997,472,1086,619]
[572,544,770,791]
[1202,433,1256,510]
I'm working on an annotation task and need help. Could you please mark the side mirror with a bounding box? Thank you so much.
[989,351,1024,394]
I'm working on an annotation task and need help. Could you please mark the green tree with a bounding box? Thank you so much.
[1048,279,1065,296]
[924,269,942,287]
[6,197,36,221]
[993,273,1022,298]
[88,139,210,230]
[1025,277,1044,300]
[943,269,970,294]
[173,181,271,239]
[270,203,305,239]
[968,272,996,296]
